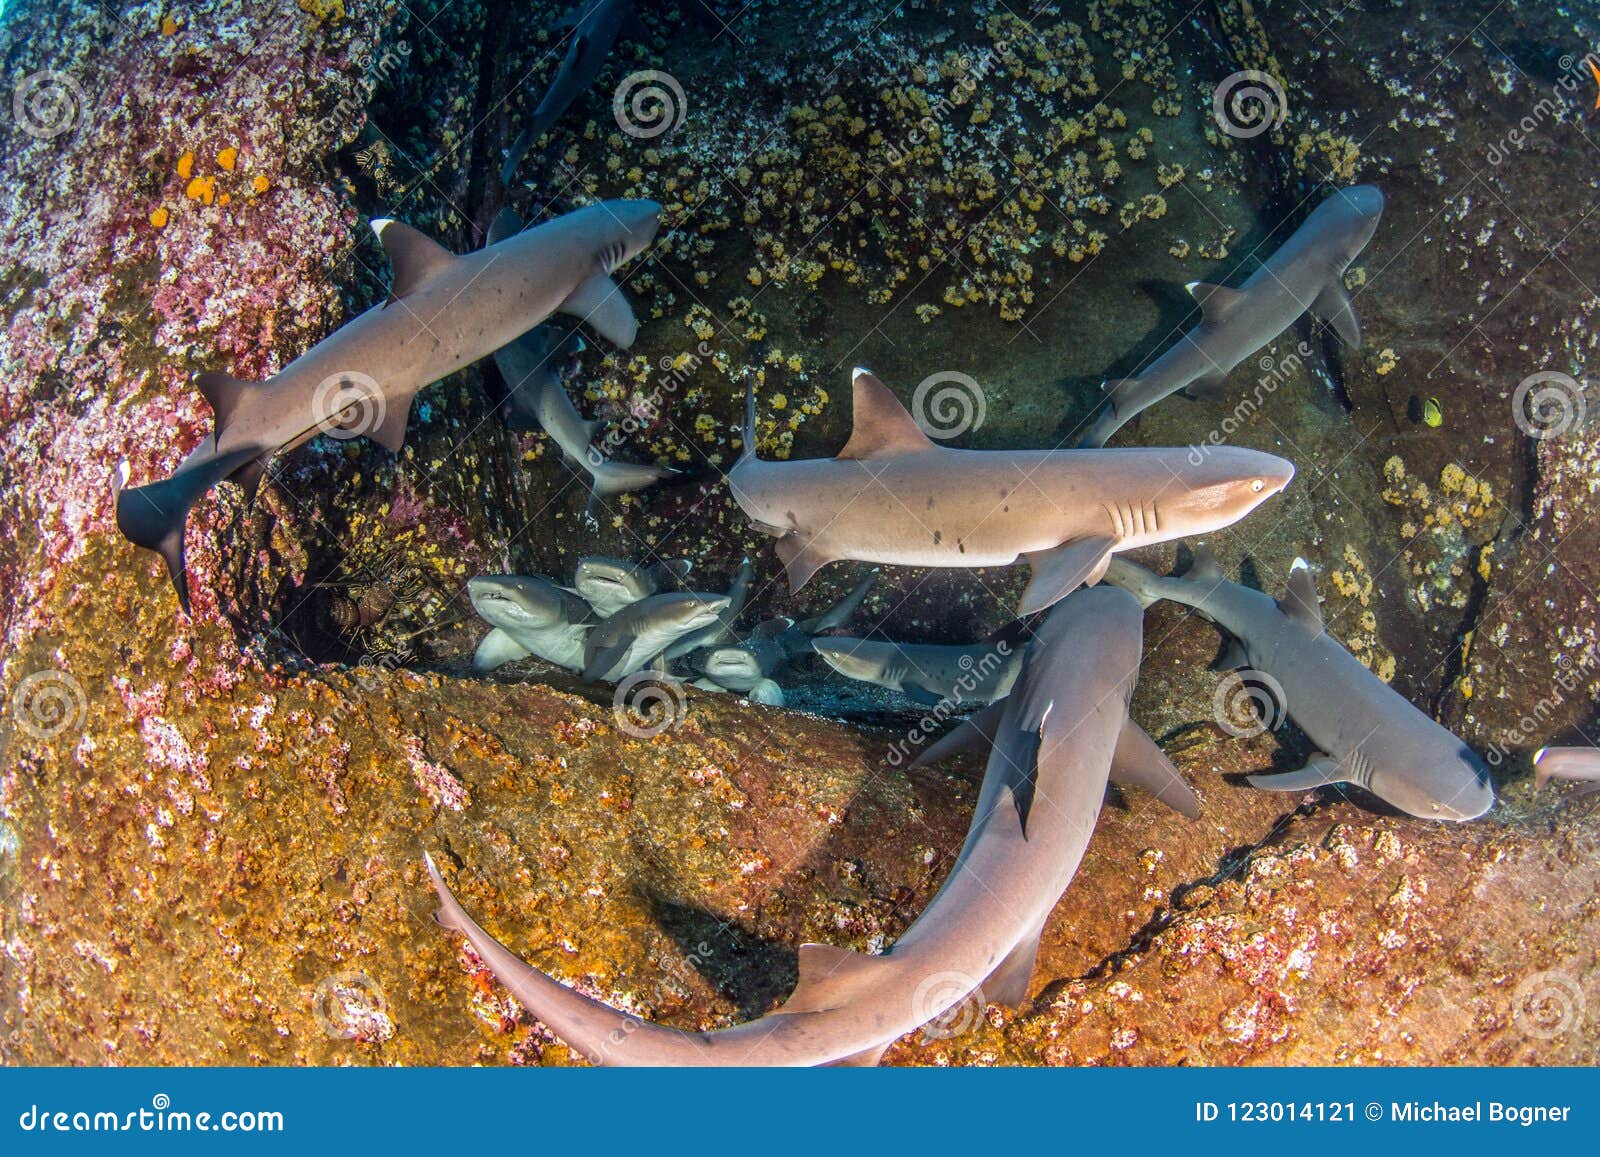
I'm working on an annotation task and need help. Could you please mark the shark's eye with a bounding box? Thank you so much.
[1250,479,1265,493]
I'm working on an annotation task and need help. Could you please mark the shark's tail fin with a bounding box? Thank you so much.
[1099,555,1165,609]
[1077,378,1141,448]
[115,447,260,613]
[582,454,679,517]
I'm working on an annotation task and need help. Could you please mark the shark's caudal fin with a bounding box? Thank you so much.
[116,446,262,613]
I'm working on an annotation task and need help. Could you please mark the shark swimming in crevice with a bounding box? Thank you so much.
[116,200,662,611]
[1078,184,1384,447]
[812,626,1023,707]
[572,555,692,618]
[729,367,1294,616]
[1103,547,1495,821]
[423,585,1190,1066]
[468,574,596,673]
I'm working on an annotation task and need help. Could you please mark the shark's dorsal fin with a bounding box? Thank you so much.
[780,942,877,1015]
[1310,282,1361,348]
[1187,280,1247,326]
[1280,557,1324,632]
[1185,544,1225,583]
[374,218,459,302]
[1110,718,1200,818]
[837,368,935,460]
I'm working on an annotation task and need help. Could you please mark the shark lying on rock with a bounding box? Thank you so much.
[488,208,676,510]
[1103,548,1495,821]
[729,368,1294,616]
[572,555,691,618]
[581,591,731,683]
[662,558,754,661]
[424,585,1190,1065]
[468,575,595,673]
[812,630,1023,707]
[1078,184,1383,447]
[116,200,662,611]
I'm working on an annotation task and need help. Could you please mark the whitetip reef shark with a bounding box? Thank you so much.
[729,367,1294,616]
[487,208,677,509]
[423,585,1192,1066]
[1078,184,1384,448]
[116,199,662,611]
[500,0,645,185]
[662,558,754,661]
[581,591,731,683]
[1534,746,1600,791]
[573,555,692,618]
[468,574,596,673]
[687,565,879,687]
[812,631,1023,707]
[1103,548,1495,821]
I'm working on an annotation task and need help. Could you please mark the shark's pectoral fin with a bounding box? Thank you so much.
[1181,372,1229,401]
[229,455,269,505]
[1111,718,1200,818]
[902,683,943,707]
[374,218,460,302]
[1018,535,1117,616]
[775,534,832,592]
[984,920,1047,1009]
[368,392,413,453]
[828,1042,890,1068]
[582,641,633,684]
[1187,280,1248,325]
[196,370,259,442]
[1310,281,1361,348]
[1208,636,1249,671]
[779,942,877,1015]
[486,206,523,247]
[559,274,639,347]
[1279,557,1325,633]
[908,701,1006,769]
[1247,754,1345,794]
[473,628,533,673]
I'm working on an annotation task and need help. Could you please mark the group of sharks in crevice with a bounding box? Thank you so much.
[105,2,1599,1068]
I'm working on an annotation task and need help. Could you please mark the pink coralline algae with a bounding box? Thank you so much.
[403,734,469,812]
[0,0,384,674]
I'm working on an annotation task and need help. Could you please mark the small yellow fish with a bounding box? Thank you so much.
[1422,396,1443,427]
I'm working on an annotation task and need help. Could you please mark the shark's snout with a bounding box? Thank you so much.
[811,640,876,679]
[1342,184,1385,218]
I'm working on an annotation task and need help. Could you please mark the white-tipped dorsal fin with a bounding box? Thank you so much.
[1187,280,1248,326]
[375,218,460,303]
[1281,556,1323,633]
[837,368,936,460]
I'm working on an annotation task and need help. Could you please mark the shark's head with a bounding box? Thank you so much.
[1325,184,1384,262]
[811,638,891,682]
[649,592,732,635]
[468,575,580,632]
[1372,743,1495,822]
[1155,445,1295,539]
[591,199,663,271]
[702,646,763,683]
[574,556,654,610]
